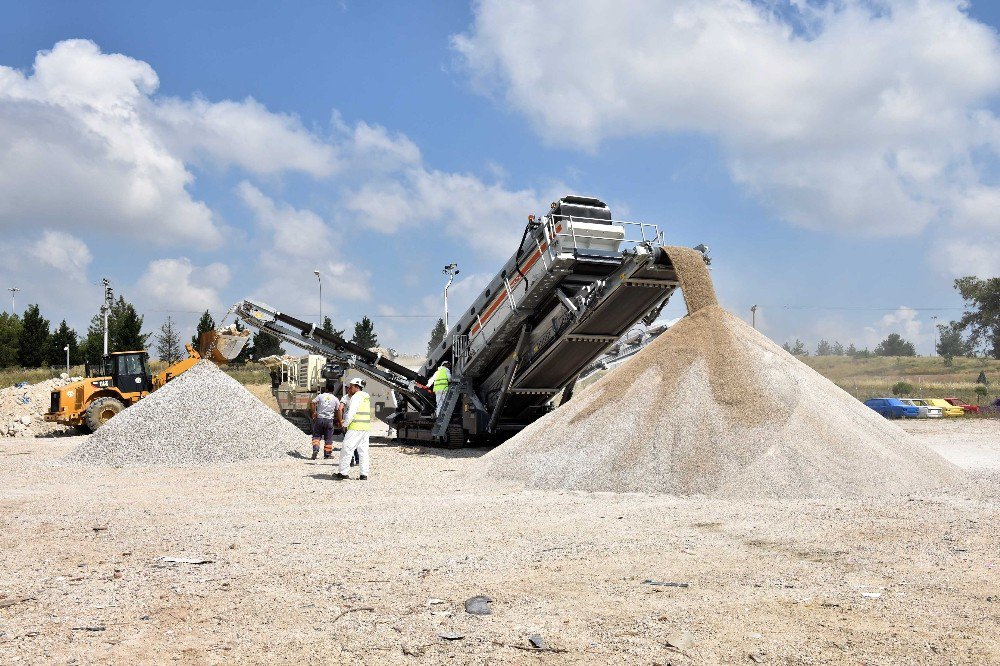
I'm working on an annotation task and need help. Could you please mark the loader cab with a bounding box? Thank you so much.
[107,351,152,395]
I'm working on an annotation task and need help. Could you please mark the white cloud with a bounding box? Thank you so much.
[346,167,561,256]
[454,0,1000,269]
[237,183,371,314]
[28,230,93,282]
[136,257,231,312]
[863,305,929,350]
[155,96,338,177]
[0,40,220,246]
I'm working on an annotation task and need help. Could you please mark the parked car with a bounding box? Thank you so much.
[864,398,920,419]
[925,398,965,417]
[943,397,980,415]
[901,398,943,418]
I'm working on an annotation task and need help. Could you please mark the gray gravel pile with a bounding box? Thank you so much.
[1,375,79,437]
[477,247,961,498]
[65,361,305,466]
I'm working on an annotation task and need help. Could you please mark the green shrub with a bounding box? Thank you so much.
[891,381,914,396]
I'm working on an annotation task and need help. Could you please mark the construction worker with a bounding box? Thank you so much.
[430,360,452,416]
[310,384,340,460]
[336,377,371,480]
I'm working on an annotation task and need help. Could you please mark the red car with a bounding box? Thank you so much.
[943,397,980,414]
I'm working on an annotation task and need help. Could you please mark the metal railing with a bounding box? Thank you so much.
[548,214,663,250]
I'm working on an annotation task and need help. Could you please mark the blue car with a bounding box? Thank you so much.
[864,398,920,419]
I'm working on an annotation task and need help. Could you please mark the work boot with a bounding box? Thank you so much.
[333,473,351,481]
[323,455,332,460]
[310,451,317,460]
[359,475,368,481]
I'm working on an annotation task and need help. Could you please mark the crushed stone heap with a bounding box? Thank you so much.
[1,376,79,438]
[477,246,962,498]
[66,361,305,466]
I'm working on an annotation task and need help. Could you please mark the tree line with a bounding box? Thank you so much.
[0,297,390,370]
[781,276,1000,363]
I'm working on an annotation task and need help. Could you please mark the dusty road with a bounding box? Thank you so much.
[1,420,998,664]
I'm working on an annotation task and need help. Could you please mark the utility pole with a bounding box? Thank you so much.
[313,270,322,323]
[751,304,758,329]
[931,315,939,355]
[101,278,113,356]
[442,263,460,330]
[64,344,70,373]
[7,286,19,314]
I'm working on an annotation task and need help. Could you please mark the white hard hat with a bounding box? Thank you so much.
[348,377,366,388]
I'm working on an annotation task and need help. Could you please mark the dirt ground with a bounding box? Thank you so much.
[1,419,998,665]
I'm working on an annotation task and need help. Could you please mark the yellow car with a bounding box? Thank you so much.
[926,398,965,417]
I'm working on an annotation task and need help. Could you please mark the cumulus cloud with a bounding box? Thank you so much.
[29,230,93,282]
[0,40,219,246]
[346,168,561,255]
[863,305,929,350]
[136,257,231,312]
[0,40,345,248]
[237,182,371,313]
[155,96,338,176]
[454,0,1000,273]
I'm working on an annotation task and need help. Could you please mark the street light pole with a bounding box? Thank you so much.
[7,286,19,314]
[442,263,460,330]
[101,278,113,356]
[64,345,70,373]
[313,270,322,324]
[751,304,758,329]
[931,315,939,355]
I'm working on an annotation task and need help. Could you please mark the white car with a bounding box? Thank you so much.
[901,398,943,418]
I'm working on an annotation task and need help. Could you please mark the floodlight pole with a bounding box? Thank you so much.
[7,287,19,314]
[64,345,70,373]
[314,270,322,324]
[101,278,113,356]
[442,263,460,330]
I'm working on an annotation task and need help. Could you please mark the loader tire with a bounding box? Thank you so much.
[85,397,126,432]
[444,423,466,449]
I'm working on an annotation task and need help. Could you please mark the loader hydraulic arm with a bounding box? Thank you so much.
[151,343,203,390]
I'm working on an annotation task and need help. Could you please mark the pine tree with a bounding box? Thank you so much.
[846,343,858,357]
[426,317,446,356]
[816,339,832,356]
[875,333,916,357]
[47,320,80,367]
[0,312,21,368]
[936,322,972,361]
[155,316,183,365]
[18,304,51,368]
[790,339,808,355]
[79,312,106,364]
[192,310,216,348]
[351,316,378,349]
[322,316,346,340]
[109,296,148,351]
[250,330,285,359]
[831,341,845,356]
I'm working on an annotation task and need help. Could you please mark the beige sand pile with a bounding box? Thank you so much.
[65,361,305,466]
[477,247,962,498]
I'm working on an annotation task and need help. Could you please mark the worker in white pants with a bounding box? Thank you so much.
[336,378,371,481]
[430,360,452,416]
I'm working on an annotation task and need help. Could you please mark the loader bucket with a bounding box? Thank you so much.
[198,326,251,363]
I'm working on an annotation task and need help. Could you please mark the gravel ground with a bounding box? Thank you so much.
[0,425,997,664]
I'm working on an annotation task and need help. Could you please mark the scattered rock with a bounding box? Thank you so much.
[464,595,493,616]
[439,632,464,641]
[528,634,547,649]
[666,629,696,651]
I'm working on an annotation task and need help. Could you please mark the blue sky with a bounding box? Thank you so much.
[2,0,1000,356]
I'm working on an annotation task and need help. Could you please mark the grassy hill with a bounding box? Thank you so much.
[798,355,999,403]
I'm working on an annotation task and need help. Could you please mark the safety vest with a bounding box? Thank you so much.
[432,367,450,391]
[347,393,371,431]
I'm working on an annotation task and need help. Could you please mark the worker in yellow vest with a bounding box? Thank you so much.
[430,360,452,416]
[336,377,371,480]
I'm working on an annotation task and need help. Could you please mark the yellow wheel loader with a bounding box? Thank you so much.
[44,326,250,433]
